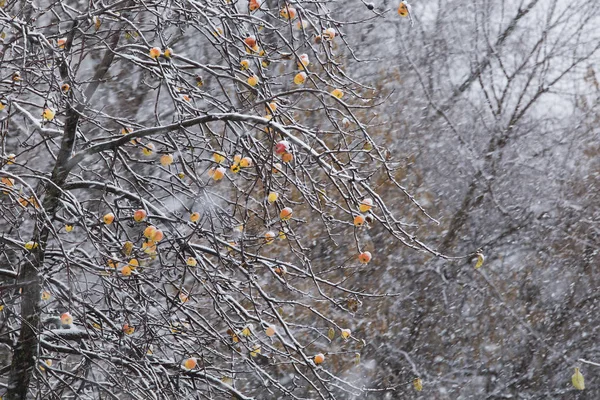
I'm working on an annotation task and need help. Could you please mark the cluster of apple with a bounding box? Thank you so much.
[274,140,293,164]
[238,6,337,88]
[1,174,41,212]
[208,151,253,181]
[248,0,298,20]
[230,154,253,174]
[148,46,173,60]
[100,209,165,275]
[261,188,292,246]
[354,198,374,264]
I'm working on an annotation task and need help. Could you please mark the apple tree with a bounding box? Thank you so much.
[0,0,435,399]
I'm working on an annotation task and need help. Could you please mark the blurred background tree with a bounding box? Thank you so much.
[0,0,599,399]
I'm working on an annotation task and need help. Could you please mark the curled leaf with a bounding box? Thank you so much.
[475,252,485,269]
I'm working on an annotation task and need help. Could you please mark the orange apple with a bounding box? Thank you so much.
[212,166,226,181]
[144,225,157,239]
[142,240,157,255]
[247,74,259,86]
[398,1,409,17]
[265,325,276,337]
[282,152,293,163]
[265,231,276,244]
[353,215,365,226]
[294,72,307,85]
[341,328,351,339]
[244,35,257,48]
[274,265,287,276]
[296,20,309,30]
[323,28,336,40]
[314,353,325,364]
[43,108,56,121]
[121,265,132,276]
[163,47,173,58]
[60,312,73,325]
[183,357,197,370]
[358,251,372,264]
[160,154,174,166]
[280,5,297,20]
[239,157,252,168]
[152,229,164,242]
[240,59,250,70]
[298,53,310,69]
[133,209,147,222]
[25,241,38,250]
[103,212,115,225]
[249,0,260,11]
[149,47,161,59]
[280,207,293,221]
[123,323,135,334]
[359,198,373,213]
[331,89,344,99]
[190,212,200,222]
[213,152,225,163]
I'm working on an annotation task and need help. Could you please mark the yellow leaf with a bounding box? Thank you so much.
[250,344,261,357]
[241,325,252,337]
[327,327,335,341]
[413,378,423,391]
[122,241,134,256]
[572,368,585,390]
[221,376,233,385]
[354,352,360,366]
[475,252,485,269]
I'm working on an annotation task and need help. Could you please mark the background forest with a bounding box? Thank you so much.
[1,0,599,399]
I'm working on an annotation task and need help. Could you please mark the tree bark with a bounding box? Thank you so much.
[5,30,120,400]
